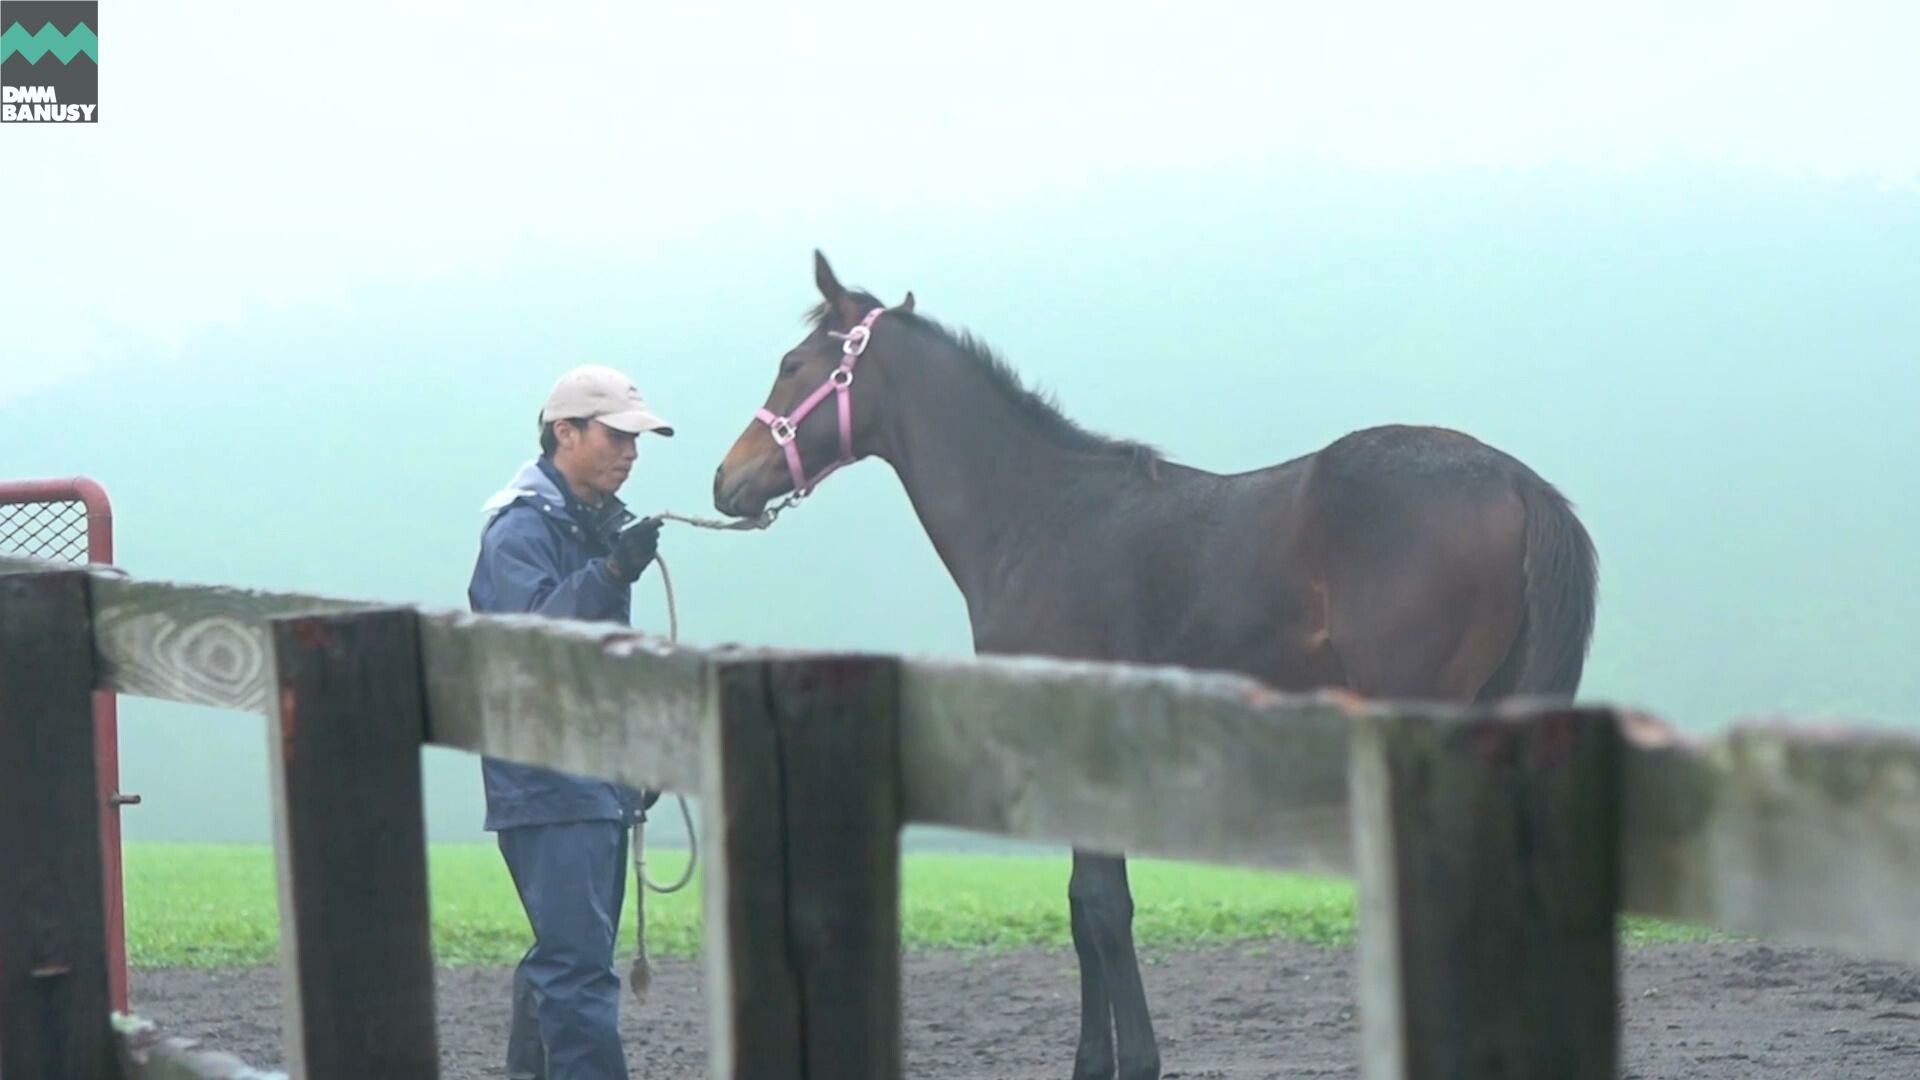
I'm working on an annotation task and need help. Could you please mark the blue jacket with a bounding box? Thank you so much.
[470,456,647,830]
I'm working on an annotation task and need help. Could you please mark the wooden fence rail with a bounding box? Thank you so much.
[4,556,1920,1079]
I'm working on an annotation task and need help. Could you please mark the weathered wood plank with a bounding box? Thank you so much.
[10,557,721,798]
[417,609,710,796]
[30,558,1359,879]
[702,660,804,1080]
[1350,704,1620,1080]
[771,657,903,1080]
[266,609,439,1079]
[39,555,1920,981]
[1622,714,1920,966]
[43,558,708,796]
[1618,711,1713,923]
[0,571,122,1080]
[113,1014,287,1079]
[900,655,1354,873]
[91,574,366,712]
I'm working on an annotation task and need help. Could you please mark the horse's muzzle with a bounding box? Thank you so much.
[712,465,768,520]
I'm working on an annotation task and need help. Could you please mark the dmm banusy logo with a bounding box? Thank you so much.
[1,1,97,123]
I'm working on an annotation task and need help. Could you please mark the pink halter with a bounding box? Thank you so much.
[755,306,885,497]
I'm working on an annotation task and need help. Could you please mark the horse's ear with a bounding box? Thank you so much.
[813,249,866,325]
[897,290,916,314]
[815,250,846,304]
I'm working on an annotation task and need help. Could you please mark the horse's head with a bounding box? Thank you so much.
[713,251,914,518]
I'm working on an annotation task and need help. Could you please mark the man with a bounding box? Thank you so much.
[469,364,673,1080]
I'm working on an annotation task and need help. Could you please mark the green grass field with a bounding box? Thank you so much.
[125,844,1713,969]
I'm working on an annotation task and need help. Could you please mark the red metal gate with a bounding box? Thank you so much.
[0,477,134,1012]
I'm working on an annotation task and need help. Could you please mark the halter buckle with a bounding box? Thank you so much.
[840,325,871,356]
[768,417,796,445]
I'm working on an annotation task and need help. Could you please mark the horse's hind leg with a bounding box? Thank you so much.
[1070,850,1161,1080]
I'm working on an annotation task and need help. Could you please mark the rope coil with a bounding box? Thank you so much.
[628,498,797,1003]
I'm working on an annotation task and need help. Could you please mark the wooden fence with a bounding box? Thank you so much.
[3,555,1920,1079]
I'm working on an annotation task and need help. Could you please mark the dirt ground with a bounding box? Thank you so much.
[132,940,1920,1078]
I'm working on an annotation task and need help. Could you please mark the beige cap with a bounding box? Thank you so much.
[539,364,674,436]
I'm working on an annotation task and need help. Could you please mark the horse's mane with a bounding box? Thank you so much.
[808,295,1165,467]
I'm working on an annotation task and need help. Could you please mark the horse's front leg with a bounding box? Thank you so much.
[1070,849,1116,1079]
[1071,850,1160,1080]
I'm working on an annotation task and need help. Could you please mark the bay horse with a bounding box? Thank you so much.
[712,252,1599,1080]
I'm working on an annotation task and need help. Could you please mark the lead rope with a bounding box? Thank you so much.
[628,493,800,1003]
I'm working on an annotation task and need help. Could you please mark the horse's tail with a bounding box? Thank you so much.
[1501,477,1600,698]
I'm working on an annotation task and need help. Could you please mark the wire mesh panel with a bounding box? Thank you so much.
[0,498,92,562]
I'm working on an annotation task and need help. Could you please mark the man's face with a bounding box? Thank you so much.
[554,419,639,503]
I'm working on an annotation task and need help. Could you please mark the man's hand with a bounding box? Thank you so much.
[606,516,662,584]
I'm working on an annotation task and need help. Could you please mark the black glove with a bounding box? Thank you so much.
[606,516,661,584]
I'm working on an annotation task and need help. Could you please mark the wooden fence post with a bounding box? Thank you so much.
[1349,704,1621,1080]
[0,571,121,1080]
[267,609,439,1079]
[702,655,902,1080]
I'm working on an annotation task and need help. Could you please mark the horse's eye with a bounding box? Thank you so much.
[781,360,803,377]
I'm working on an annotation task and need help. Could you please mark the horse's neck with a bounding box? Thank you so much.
[871,340,1125,627]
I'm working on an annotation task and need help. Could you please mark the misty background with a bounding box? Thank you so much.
[2,3,1914,844]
